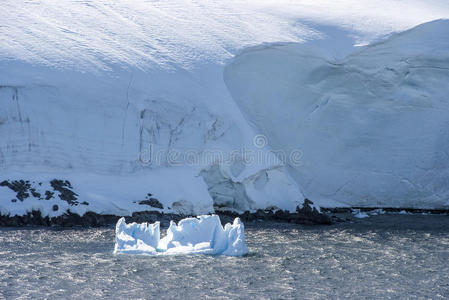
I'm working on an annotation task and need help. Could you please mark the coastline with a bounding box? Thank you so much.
[1,205,447,228]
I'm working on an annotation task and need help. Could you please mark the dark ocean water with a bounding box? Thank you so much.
[0,215,448,299]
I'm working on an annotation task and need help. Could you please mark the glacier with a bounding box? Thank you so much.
[114,215,248,256]
[224,19,449,209]
[1,1,449,218]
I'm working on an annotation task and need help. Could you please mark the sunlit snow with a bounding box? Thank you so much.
[1,1,449,217]
[114,215,248,256]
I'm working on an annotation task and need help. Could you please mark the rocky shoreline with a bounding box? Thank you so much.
[0,199,334,227]
[1,200,447,227]
[2,178,447,227]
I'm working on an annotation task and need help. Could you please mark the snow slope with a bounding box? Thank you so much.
[225,19,449,209]
[1,1,449,216]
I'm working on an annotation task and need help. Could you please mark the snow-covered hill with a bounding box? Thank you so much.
[1,1,449,217]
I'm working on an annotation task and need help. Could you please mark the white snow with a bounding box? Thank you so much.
[1,0,448,69]
[225,19,449,209]
[0,169,213,218]
[1,1,449,216]
[114,215,248,256]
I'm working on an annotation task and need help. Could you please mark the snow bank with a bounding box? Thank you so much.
[0,169,213,218]
[114,215,248,256]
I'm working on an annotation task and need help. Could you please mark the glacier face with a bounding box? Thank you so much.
[1,1,449,216]
[0,43,304,216]
[225,20,449,209]
[0,60,304,216]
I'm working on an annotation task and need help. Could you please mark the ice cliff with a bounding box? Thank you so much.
[225,20,449,209]
[1,1,449,217]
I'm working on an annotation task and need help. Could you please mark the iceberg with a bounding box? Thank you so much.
[114,215,248,256]
[354,212,369,219]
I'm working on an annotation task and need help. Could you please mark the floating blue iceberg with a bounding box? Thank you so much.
[114,215,248,256]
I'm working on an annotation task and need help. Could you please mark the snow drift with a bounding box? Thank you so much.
[114,215,248,256]
[225,19,449,209]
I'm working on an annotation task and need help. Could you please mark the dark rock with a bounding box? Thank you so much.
[0,180,31,201]
[274,209,291,221]
[264,206,278,213]
[45,190,54,200]
[81,201,89,205]
[297,199,314,214]
[294,199,331,225]
[0,198,330,227]
[29,188,41,199]
[130,211,163,223]
[50,179,79,206]
[138,198,163,209]
[214,202,331,225]
[331,215,345,222]
[241,210,255,222]
[0,209,177,227]
[255,209,267,219]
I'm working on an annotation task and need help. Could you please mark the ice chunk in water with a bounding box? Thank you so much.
[114,217,160,255]
[354,212,369,219]
[114,215,248,256]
